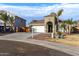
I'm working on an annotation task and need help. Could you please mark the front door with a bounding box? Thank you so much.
[47,22,53,33]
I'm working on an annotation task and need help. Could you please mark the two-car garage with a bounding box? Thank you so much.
[31,26,45,33]
[29,20,45,33]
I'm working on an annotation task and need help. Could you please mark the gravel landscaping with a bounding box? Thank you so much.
[29,33,79,46]
[28,33,51,40]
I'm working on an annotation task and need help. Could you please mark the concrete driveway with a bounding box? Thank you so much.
[0,32,39,40]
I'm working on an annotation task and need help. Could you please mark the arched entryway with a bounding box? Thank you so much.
[47,22,53,33]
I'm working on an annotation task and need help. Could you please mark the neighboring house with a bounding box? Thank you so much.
[29,13,62,33]
[14,16,26,31]
[0,10,26,32]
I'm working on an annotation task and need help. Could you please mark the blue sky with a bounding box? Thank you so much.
[0,3,79,25]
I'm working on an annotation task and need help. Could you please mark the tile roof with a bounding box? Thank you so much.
[29,20,44,26]
[29,19,62,26]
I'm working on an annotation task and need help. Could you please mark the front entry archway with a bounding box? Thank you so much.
[47,22,53,33]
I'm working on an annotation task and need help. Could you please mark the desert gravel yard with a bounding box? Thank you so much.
[49,34,79,46]
[29,33,79,46]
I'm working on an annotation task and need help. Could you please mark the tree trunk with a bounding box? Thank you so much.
[66,25,69,34]
[4,23,6,32]
[10,24,14,32]
[69,25,71,35]
[52,24,55,38]
[10,26,13,32]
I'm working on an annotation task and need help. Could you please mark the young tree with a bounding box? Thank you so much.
[9,16,14,32]
[0,13,9,32]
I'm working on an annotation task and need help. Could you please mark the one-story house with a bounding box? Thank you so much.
[29,13,63,33]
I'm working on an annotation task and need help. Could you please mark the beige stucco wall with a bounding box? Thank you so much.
[44,16,56,33]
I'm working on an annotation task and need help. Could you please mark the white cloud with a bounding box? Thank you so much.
[0,4,60,17]
[0,3,79,21]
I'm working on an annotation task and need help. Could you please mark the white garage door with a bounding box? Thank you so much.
[32,26,45,33]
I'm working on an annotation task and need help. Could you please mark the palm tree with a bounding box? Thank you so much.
[0,13,9,32]
[64,18,77,34]
[60,22,66,33]
[51,9,63,38]
[56,9,63,30]
[57,9,63,17]
[9,16,14,32]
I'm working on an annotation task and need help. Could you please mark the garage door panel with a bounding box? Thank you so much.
[32,26,45,33]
